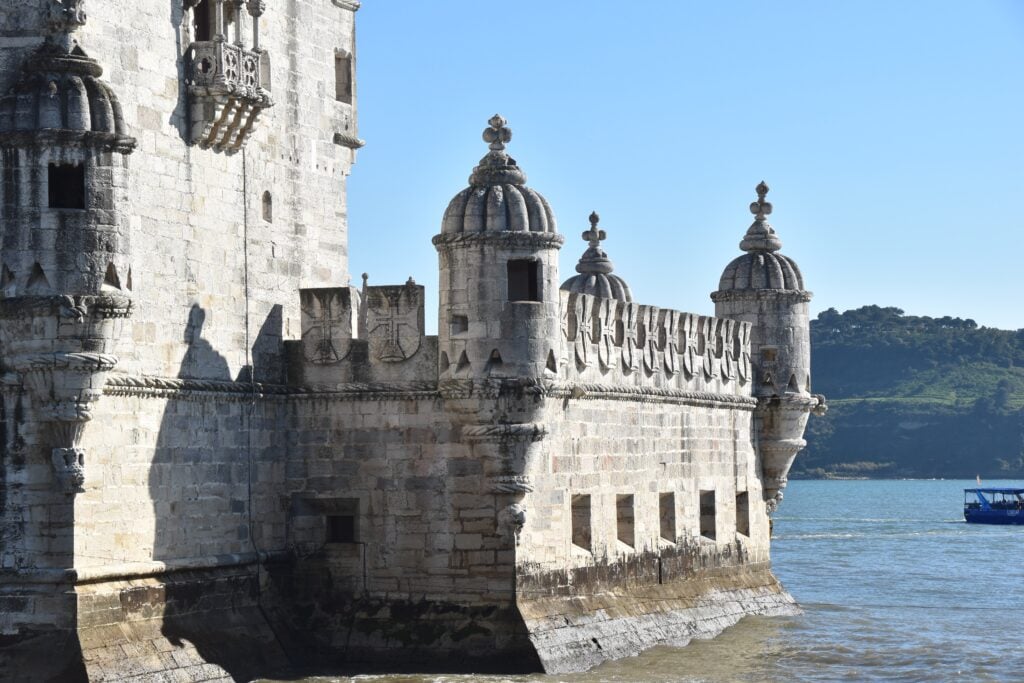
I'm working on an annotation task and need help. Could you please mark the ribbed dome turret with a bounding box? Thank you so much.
[717,182,804,291]
[561,211,633,301]
[441,115,557,234]
[0,43,133,148]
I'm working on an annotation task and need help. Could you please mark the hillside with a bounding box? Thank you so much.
[793,306,1024,479]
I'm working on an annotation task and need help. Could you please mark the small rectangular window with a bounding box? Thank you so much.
[736,491,750,537]
[48,164,85,209]
[325,498,359,544]
[700,490,716,540]
[571,494,591,551]
[761,347,778,362]
[327,514,355,543]
[507,259,540,302]
[335,51,353,104]
[659,492,675,543]
[616,494,634,548]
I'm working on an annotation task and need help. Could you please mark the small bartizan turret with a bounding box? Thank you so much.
[433,115,564,381]
[711,182,826,510]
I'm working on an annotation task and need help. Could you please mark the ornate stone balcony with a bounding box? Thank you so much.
[186,39,272,152]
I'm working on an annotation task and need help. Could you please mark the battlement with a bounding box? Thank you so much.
[557,290,752,397]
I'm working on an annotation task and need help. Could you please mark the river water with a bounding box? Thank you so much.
[266,480,1024,682]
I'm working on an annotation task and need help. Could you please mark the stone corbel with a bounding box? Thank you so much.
[52,447,86,494]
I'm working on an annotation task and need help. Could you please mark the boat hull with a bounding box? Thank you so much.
[964,510,1024,525]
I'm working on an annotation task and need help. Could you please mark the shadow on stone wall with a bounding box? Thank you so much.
[138,303,288,680]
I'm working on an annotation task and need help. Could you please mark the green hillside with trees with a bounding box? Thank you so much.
[794,306,1024,479]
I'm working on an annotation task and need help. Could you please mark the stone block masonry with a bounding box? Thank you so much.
[0,1,824,679]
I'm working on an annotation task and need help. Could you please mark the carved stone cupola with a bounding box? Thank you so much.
[184,0,272,152]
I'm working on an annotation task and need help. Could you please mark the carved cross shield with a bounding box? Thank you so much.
[365,283,424,363]
[569,293,593,370]
[300,287,355,365]
[619,301,639,373]
[595,297,616,372]
[640,305,660,376]
[720,318,736,382]
[661,309,680,377]
[681,313,699,379]
[736,322,752,384]
[702,316,721,380]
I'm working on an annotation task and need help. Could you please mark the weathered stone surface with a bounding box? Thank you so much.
[0,5,822,680]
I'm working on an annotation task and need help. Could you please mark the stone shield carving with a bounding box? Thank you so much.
[595,297,616,373]
[619,301,639,373]
[569,293,593,370]
[737,322,752,384]
[300,287,355,365]
[639,305,659,376]
[661,309,680,377]
[681,313,699,379]
[365,283,424,363]
[702,316,720,380]
[720,318,736,382]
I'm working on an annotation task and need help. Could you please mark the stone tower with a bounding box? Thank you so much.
[712,182,825,508]
[434,115,564,380]
[0,1,134,575]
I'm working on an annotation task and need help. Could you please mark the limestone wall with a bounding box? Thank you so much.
[60,0,356,378]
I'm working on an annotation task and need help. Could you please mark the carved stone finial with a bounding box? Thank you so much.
[740,180,782,253]
[469,114,525,186]
[482,114,512,151]
[750,181,772,220]
[582,211,606,248]
[361,272,369,287]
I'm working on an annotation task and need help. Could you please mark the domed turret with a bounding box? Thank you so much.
[0,44,132,145]
[560,212,632,302]
[711,182,825,510]
[441,115,557,235]
[433,115,564,380]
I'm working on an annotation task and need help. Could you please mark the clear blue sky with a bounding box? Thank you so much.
[348,1,1024,333]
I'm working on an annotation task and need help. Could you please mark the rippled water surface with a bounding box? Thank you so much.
[264,480,1024,682]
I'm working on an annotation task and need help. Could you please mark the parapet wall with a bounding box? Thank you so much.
[558,291,753,396]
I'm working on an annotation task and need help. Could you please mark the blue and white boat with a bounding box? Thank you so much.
[963,488,1024,524]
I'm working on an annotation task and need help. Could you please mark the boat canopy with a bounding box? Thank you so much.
[964,488,1024,494]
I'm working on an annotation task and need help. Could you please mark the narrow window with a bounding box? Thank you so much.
[325,498,359,544]
[700,490,716,540]
[262,191,273,222]
[616,494,634,548]
[48,164,85,209]
[507,259,540,302]
[571,494,591,551]
[736,491,750,537]
[761,347,777,362]
[335,51,353,104]
[193,0,212,41]
[659,492,676,543]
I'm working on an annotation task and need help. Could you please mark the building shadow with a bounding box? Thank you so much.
[142,303,288,681]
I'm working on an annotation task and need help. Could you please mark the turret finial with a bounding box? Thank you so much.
[750,181,772,221]
[483,114,512,152]
[582,211,606,249]
[469,114,525,186]
[740,180,782,253]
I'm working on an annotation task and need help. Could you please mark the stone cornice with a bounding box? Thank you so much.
[103,373,438,402]
[0,129,136,154]
[332,0,361,10]
[432,231,565,251]
[710,289,812,304]
[544,382,757,409]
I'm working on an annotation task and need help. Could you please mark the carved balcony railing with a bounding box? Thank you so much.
[185,40,273,153]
